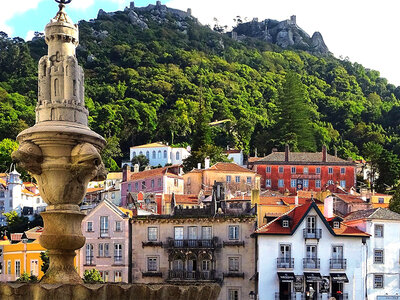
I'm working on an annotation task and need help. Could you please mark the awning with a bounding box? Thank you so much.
[277,272,295,282]
[304,272,322,282]
[330,273,349,283]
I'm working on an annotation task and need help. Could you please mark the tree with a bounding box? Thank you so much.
[131,154,149,171]
[83,268,104,283]
[389,186,400,214]
[3,210,29,233]
[40,251,50,274]
[375,149,400,193]
[183,144,231,172]
[362,142,383,190]
[0,138,18,172]
[101,135,122,171]
[276,72,316,151]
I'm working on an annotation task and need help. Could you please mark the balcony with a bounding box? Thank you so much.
[303,258,320,269]
[166,238,218,249]
[303,228,322,239]
[100,229,109,238]
[274,293,295,300]
[277,257,294,269]
[330,258,347,270]
[168,270,216,281]
[84,256,95,266]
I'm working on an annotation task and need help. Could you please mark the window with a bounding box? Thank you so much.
[148,227,158,241]
[290,179,296,188]
[375,224,384,237]
[142,181,146,189]
[316,167,321,174]
[146,151,150,159]
[378,197,384,204]
[374,274,384,288]
[115,221,122,232]
[100,216,109,237]
[246,177,252,184]
[303,167,309,174]
[315,180,321,188]
[174,179,179,187]
[235,176,240,183]
[164,150,167,159]
[266,179,271,187]
[173,259,183,271]
[111,192,115,199]
[280,244,291,258]
[7,260,11,275]
[0,191,4,198]
[202,260,211,271]
[306,216,316,231]
[291,167,296,174]
[202,226,212,239]
[278,166,284,173]
[99,243,104,257]
[229,225,239,240]
[328,167,333,174]
[87,221,93,232]
[15,260,20,278]
[282,220,289,228]
[226,175,231,183]
[332,245,343,259]
[139,151,143,155]
[340,180,346,188]
[374,249,384,264]
[228,289,239,300]
[158,151,161,159]
[30,260,38,276]
[174,227,184,240]
[306,245,317,259]
[328,180,334,185]
[114,244,122,262]
[158,178,162,187]
[86,244,94,264]
[278,179,284,188]
[340,167,345,174]
[333,221,340,229]
[114,271,122,282]
[176,152,180,160]
[132,151,136,157]
[228,257,240,272]
[147,257,158,272]
[304,179,309,188]
[266,166,271,173]
[135,182,138,190]
[152,151,156,159]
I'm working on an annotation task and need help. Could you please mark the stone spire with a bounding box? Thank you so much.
[37,1,87,125]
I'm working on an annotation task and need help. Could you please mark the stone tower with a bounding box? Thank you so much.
[12,1,106,284]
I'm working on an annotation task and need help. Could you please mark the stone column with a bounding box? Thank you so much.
[12,1,106,284]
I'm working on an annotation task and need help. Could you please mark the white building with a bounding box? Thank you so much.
[344,208,400,300]
[225,149,244,166]
[255,202,369,300]
[129,142,190,167]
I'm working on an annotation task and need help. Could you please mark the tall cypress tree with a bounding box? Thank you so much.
[277,72,316,151]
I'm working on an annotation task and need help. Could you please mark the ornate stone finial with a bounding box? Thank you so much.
[54,0,73,23]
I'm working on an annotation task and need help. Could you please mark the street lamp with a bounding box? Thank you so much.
[249,291,256,300]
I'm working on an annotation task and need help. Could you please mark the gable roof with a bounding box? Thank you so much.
[255,202,368,237]
[333,193,366,204]
[84,199,131,219]
[207,162,256,173]
[129,165,182,181]
[250,152,355,165]
[344,207,400,221]
[164,194,199,205]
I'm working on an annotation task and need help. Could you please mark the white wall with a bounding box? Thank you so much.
[258,207,365,300]
[130,145,190,167]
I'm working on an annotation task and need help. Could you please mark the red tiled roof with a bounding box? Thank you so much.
[332,223,369,236]
[247,157,262,163]
[129,166,182,181]
[86,187,104,193]
[225,150,241,154]
[334,194,365,204]
[207,162,256,173]
[164,194,199,205]
[251,152,355,165]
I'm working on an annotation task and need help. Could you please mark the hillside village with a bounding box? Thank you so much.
[1,0,400,300]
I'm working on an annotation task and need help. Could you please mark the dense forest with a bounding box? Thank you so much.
[1,5,400,191]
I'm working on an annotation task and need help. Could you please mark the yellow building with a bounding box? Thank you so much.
[370,193,392,208]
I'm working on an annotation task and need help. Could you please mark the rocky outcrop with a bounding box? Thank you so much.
[127,10,148,29]
[232,16,330,55]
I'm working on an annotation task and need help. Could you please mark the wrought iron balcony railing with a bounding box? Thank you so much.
[166,238,218,249]
[277,257,294,269]
[303,228,322,239]
[330,258,347,270]
[168,270,216,281]
[303,258,320,269]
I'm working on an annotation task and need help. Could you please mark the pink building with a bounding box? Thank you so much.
[79,200,131,283]
[121,165,184,207]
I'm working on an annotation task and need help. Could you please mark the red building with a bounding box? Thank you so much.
[248,145,356,194]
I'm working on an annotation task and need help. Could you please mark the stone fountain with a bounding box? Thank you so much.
[12,0,106,284]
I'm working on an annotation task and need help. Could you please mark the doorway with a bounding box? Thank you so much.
[305,282,318,300]
[279,282,291,300]
[332,282,344,300]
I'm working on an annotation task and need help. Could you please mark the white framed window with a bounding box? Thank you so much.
[87,221,93,232]
[99,243,104,257]
[15,260,21,278]
[114,271,122,282]
[147,257,158,272]
[151,180,155,188]
[235,176,240,183]
[291,167,296,174]
[152,151,156,159]
[374,274,384,288]
[303,167,309,174]
[104,243,109,257]
[148,227,158,241]
[228,257,240,272]
[266,166,271,173]
[114,244,122,262]
[164,150,167,158]
[226,175,231,183]
[99,270,109,282]
[176,152,180,160]
[375,224,384,237]
[158,151,161,159]
[228,225,239,240]
[100,216,109,237]
[228,289,239,300]
[246,177,251,184]
[146,151,149,159]
[115,221,122,232]
[340,180,346,188]
[158,178,162,187]
[304,179,309,188]
[316,180,321,188]
[86,244,94,264]
[174,227,184,240]
[278,179,284,187]
[278,166,284,173]
[328,180,334,185]
[202,226,212,239]
[30,260,38,276]
[374,249,384,264]
[316,167,321,174]
[188,226,197,240]
[328,167,333,174]
[282,220,289,228]
[290,179,296,188]
[266,179,271,187]
[132,151,136,157]
[333,221,340,229]
[340,167,345,174]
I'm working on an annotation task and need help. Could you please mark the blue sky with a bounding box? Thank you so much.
[1,0,400,86]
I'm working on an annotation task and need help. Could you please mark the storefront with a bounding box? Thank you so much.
[277,272,295,299]
[304,273,322,299]
[330,273,348,299]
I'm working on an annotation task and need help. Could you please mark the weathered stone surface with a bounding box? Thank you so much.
[0,283,221,300]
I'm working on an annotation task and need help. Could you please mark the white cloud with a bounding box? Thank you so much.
[167,0,400,86]
[25,30,35,41]
[0,0,44,35]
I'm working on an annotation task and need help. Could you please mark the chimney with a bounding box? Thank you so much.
[322,145,327,162]
[294,195,299,206]
[271,148,277,153]
[334,147,337,157]
[251,189,260,206]
[122,164,131,182]
[204,157,210,169]
[197,163,201,169]
[285,144,290,162]
[133,164,139,173]
[323,195,334,218]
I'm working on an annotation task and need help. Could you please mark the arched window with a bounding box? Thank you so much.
[176,152,180,160]
[164,150,167,159]
[173,259,184,271]
[146,151,150,159]
[139,151,143,155]
[73,80,76,96]
[132,151,136,157]
[152,151,156,159]
[54,78,59,96]
[158,151,161,159]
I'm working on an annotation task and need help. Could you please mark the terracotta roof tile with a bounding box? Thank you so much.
[129,166,182,181]
[86,187,104,193]
[251,152,354,164]
[164,194,199,205]
[333,193,365,204]
[207,162,256,173]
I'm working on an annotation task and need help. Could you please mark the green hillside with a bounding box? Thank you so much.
[1,5,400,190]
